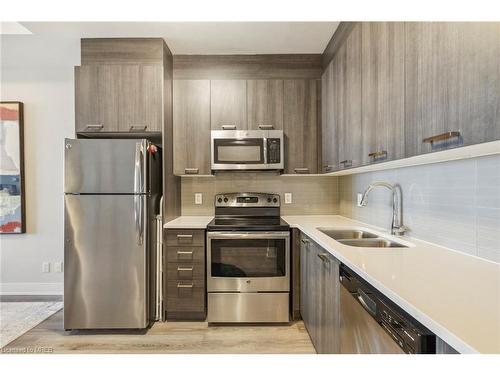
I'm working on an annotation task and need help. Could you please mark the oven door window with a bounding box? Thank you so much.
[211,239,286,277]
[213,138,264,164]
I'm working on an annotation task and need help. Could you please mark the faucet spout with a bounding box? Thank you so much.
[359,181,408,236]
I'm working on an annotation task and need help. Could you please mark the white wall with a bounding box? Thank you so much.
[0,34,79,294]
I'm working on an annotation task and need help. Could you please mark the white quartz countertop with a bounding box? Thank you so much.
[163,216,213,229]
[282,215,500,354]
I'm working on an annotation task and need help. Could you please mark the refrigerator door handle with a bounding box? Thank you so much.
[134,195,143,245]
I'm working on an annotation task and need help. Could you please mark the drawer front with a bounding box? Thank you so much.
[165,229,205,246]
[166,279,206,313]
[166,262,205,281]
[166,246,205,262]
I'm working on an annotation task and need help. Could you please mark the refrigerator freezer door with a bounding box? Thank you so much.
[64,194,148,329]
[64,138,147,194]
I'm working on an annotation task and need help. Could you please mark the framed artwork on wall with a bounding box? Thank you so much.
[0,101,26,233]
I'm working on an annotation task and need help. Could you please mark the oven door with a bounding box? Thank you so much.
[207,231,290,292]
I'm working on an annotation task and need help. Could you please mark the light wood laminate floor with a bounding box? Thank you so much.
[2,310,316,354]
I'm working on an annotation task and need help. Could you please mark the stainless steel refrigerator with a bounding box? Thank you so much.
[64,138,162,329]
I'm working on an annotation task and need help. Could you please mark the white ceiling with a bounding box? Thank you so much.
[19,22,339,54]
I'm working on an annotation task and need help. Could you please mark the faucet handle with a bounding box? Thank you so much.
[393,225,410,236]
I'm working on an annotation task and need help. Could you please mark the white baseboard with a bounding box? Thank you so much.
[0,282,63,295]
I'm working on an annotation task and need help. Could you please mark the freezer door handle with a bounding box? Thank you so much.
[134,142,145,194]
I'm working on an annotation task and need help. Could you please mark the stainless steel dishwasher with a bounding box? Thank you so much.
[339,264,436,354]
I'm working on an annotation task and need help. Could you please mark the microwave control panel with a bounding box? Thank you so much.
[267,138,281,164]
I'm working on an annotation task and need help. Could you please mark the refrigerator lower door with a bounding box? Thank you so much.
[64,194,149,329]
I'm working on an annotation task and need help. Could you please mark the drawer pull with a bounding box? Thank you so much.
[184,168,199,175]
[339,160,352,168]
[323,165,334,172]
[423,131,461,144]
[368,150,388,161]
[294,168,310,174]
[177,234,193,239]
[221,125,237,130]
[301,238,309,244]
[258,124,274,130]
[129,125,148,132]
[177,283,194,288]
[85,124,103,130]
[177,250,193,259]
[177,266,194,272]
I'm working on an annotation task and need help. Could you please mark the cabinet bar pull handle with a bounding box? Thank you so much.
[368,150,388,161]
[221,125,237,130]
[184,168,199,175]
[177,234,193,239]
[258,124,274,130]
[301,239,309,244]
[129,125,148,132]
[177,283,193,288]
[294,168,310,174]
[323,165,334,172]
[85,124,103,130]
[423,131,461,144]
[339,160,352,168]
[317,253,330,263]
[177,266,194,272]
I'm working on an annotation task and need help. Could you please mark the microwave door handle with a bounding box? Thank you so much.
[263,138,268,164]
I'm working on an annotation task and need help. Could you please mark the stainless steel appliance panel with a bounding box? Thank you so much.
[207,231,290,293]
[340,284,404,354]
[64,138,147,194]
[64,194,148,329]
[208,293,289,323]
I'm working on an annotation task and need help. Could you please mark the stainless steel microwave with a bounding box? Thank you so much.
[211,130,284,171]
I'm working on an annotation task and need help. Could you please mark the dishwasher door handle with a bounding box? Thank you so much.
[357,290,377,317]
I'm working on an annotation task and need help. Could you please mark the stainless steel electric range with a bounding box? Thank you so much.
[206,192,290,323]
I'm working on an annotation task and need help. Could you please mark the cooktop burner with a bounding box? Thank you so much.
[207,192,290,232]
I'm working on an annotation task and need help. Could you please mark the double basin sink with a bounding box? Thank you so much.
[317,228,408,248]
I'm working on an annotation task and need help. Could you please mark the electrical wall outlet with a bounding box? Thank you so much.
[357,193,363,207]
[284,193,292,204]
[42,262,50,273]
[53,261,63,273]
[194,193,203,205]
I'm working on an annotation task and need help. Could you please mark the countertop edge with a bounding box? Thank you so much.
[163,216,213,229]
[283,216,481,354]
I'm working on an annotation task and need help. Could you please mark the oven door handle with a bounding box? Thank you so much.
[207,231,290,239]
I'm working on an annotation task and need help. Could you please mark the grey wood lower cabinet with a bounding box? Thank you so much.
[300,232,340,353]
[164,229,206,320]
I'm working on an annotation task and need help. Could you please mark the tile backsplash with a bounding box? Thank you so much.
[181,174,339,216]
[339,154,500,263]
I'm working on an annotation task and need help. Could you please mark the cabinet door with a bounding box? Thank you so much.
[211,80,247,130]
[321,60,338,173]
[247,80,284,130]
[316,250,340,354]
[300,234,317,348]
[173,80,211,175]
[283,79,319,174]
[335,24,362,170]
[119,65,163,132]
[361,22,405,165]
[405,22,500,156]
[75,65,120,132]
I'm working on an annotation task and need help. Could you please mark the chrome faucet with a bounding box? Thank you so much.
[359,182,408,236]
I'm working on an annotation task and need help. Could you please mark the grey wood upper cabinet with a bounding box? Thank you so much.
[247,80,284,130]
[119,65,163,132]
[321,59,337,173]
[75,64,162,133]
[335,24,362,170]
[300,233,340,354]
[283,79,319,174]
[210,80,247,130]
[173,80,211,175]
[405,22,500,156]
[361,22,405,165]
[75,65,120,132]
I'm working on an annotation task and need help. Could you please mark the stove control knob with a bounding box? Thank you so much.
[267,197,272,203]
[217,197,223,203]
[272,197,278,203]
[223,197,228,203]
